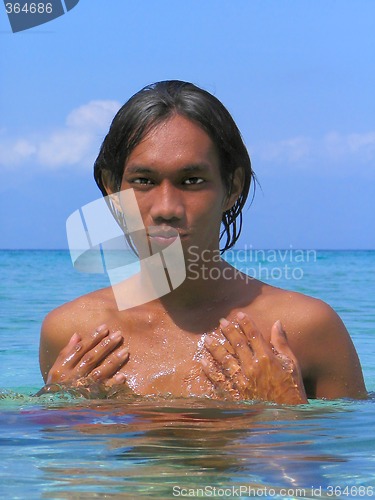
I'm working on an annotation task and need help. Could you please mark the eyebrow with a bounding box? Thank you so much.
[124,164,211,175]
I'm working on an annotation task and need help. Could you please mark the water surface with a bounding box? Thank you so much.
[1,250,374,498]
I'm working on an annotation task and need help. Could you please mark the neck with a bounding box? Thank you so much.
[117,248,244,313]
[160,254,236,310]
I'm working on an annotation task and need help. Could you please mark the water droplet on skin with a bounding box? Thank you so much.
[193,332,208,361]
[125,375,138,391]
[149,367,176,382]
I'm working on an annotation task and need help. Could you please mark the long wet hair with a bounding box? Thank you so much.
[94,80,256,252]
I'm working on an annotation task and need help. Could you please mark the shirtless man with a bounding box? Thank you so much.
[39,81,366,404]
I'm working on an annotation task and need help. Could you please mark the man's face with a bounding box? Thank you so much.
[119,114,231,255]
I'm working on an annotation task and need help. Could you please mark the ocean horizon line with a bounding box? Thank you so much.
[1,248,374,252]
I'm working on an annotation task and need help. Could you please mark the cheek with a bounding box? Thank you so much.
[115,192,153,235]
[209,186,229,214]
[191,193,226,225]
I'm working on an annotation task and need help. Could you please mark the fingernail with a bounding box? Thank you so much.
[237,312,245,320]
[96,324,108,333]
[70,333,80,343]
[201,359,209,368]
[109,330,122,340]
[205,336,214,346]
[117,347,129,358]
[115,372,126,383]
[219,317,230,328]
[275,320,284,334]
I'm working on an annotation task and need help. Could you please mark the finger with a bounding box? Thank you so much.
[218,317,254,377]
[201,358,229,390]
[201,357,245,399]
[47,326,110,384]
[211,326,235,355]
[75,330,124,377]
[68,332,81,346]
[90,346,129,382]
[47,333,84,383]
[76,324,113,358]
[204,337,251,394]
[105,371,127,388]
[270,320,298,367]
[54,332,81,365]
[205,336,241,377]
[114,371,127,385]
[235,312,272,357]
[60,324,110,368]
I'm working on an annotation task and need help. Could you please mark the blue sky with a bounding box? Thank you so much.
[0,1,374,249]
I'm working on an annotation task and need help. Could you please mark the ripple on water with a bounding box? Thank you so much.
[1,390,375,498]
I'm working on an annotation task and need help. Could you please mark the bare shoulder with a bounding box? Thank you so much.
[42,287,116,336]
[39,287,117,381]
[252,280,339,324]
[263,284,343,332]
[253,283,366,399]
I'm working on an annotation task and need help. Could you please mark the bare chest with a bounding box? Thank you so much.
[110,318,213,397]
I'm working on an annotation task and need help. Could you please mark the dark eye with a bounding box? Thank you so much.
[183,177,204,185]
[132,178,153,185]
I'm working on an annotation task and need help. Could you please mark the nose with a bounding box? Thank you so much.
[149,181,185,223]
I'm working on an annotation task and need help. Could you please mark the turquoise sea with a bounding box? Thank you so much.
[1,250,374,499]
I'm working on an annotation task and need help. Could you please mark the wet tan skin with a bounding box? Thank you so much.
[40,115,366,403]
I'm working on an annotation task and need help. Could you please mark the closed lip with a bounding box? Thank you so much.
[147,227,186,239]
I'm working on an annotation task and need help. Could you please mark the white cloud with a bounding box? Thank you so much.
[255,136,313,163]
[0,138,37,165]
[0,100,120,170]
[324,131,375,162]
[66,101,120,130]
[37,129,93,167]
[2,103,375,178]
[254,130,375,175]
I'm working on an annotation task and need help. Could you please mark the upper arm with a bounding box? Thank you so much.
[39,308,76,382]
[293,299,367,399]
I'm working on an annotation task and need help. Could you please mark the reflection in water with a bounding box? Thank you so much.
[2,392,374,498]
[7,396,361,499]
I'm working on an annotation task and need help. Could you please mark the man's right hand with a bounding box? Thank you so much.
[42,324,130,391]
